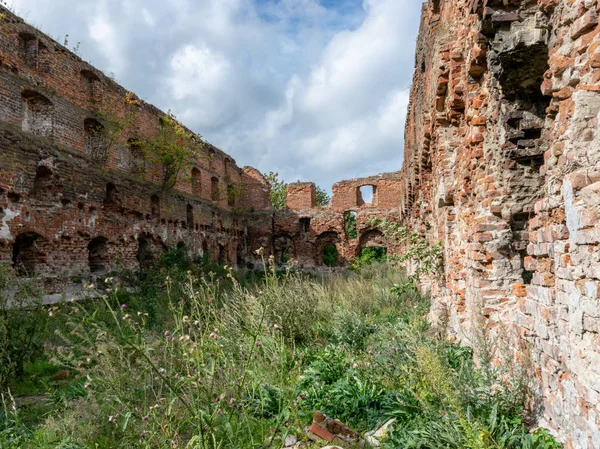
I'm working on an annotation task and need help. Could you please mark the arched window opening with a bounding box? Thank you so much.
[432,0,440,13]
[177,241,186,250]
[81,70,100,102]
[218,244,226,264]
[22,90,54,137]
[211,177,219,201]
[32,165,55,200]
[227,184,235,207]
[344,211,358,238]
[88,237,108,274]
[187,204,194,230]
[323,243,339,267]
[317,231,339,267]
[300,217,311,234]
[19,33,38,67]
[151,195,160,218]
[357,229,387,267]
[127,138,145,174]
[202,240,209,258]
[104,183,119,208]
[358,185,376,206]
[12,232,43,276]
[137,236,154,269]
[84,118,108,163]
[191,167,202,196]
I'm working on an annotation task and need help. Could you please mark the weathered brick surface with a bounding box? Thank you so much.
[4,1,600,444]
[245,175,404,268]
[307,411,364,447]
[0,7,270,284]
[401,0,600,445]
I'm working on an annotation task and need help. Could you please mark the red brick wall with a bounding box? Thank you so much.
[243,174,404,269]
[286,182,316,210]
[0,6,270,283]
[0,7,269,211]
[400,0,600,444]
[331,173,403,212]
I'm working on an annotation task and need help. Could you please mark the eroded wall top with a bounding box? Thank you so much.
[0,5,270,212]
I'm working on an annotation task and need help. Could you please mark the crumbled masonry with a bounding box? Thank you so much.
[307,411,365,448]
[2,0,600,444]
[0,6,403,288]
[403,0,600,445]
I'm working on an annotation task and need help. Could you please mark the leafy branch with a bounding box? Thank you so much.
[367,217,443,292]
[90,92,140,165]
[144,112,199,192]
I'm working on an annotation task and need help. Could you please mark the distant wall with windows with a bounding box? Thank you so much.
[246,175,403,269]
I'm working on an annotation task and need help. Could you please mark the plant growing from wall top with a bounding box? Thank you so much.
[264,172,288,210]
[315,186,330,206]
[91,92,140,165]
[368,217,443,292]
[145,112,198,191]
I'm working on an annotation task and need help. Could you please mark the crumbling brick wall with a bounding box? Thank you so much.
[245,175,404,269]
[5,1,600,444]
[402,0,600,444]
[0,6,270,287]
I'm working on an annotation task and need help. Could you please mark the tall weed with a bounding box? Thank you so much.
[1,256,560,449]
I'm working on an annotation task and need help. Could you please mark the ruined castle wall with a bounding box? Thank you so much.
[5,0,600,442]
[251,177,403,269]
[0,6,270,284]
[405,0,600,444]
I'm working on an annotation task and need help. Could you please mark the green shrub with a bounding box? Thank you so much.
[331,310,376,350]
[322,244,339,267]
[352,247,387,270]
[245,384,288,418]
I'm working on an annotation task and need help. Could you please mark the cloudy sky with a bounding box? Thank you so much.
[10,0,422,190]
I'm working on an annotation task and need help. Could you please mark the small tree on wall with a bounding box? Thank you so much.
[315,186,330,206]
[145,113,197,191]
[92,92,140,164]
[264,172,287,210]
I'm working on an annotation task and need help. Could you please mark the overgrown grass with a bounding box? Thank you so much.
[0,254,560,448]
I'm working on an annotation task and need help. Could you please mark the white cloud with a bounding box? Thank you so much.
[169,44,237,127]
[87,5,125,75]
[141,8,156,27]
[11,0,421,190]
[244,0,417,187]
